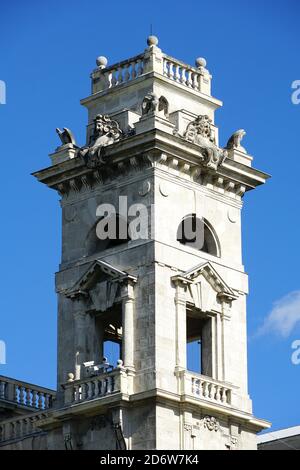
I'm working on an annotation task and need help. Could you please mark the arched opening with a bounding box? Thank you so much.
[86,213,131,256]
[177,214,219,257]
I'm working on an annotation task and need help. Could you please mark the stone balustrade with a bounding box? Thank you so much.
[162,55,206,92]
[64,367,127,405]
[0,411,49,444]
[92,53,145,93]
[177,370,233,406]
[91,47,210,95]
[0,375,55,410]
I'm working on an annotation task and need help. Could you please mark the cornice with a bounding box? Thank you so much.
[32,129,270,201]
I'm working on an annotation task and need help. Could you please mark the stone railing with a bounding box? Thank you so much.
[162,55,206,92]
[177,370,233,406]
[92,53,145,94]
[0,410,49,444]
[91,45,210,95]
[63,368,128,405]
[0,375,55,410]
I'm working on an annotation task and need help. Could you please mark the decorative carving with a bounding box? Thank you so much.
[183,115,227,170]
[56,127,77,147]
[225,129,246,153]
[158,96,169,117]
[141,93,169,118]
[79,114,122,169]
[142,92,159,115]
[203,416,220,432]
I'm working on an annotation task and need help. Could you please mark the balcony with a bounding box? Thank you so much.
[176,370,235,407]
[63,366,129,406]
[0,375,55,411]
[0,410,49,444]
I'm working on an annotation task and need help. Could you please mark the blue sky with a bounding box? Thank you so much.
[0,0,299,432]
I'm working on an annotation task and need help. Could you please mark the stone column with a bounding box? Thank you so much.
[218,296,232,382]
[174,280,187,370]
[73,297,87,380]
[121,279,136,372]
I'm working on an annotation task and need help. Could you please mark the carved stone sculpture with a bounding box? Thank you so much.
[142,92,159,115]
[184,115,227,170]
[79,114,122,168]
[225,129,246,153]
[203,416,220,432]
[141,93,169,118]
[56,127,77,146]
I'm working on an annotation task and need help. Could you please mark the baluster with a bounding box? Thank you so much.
[10,422,15,439]
[124,65,130,82]
[191,72,197,89]
[175,64,180,82]
[22,418,28,436]
[93,379,99,398]
[180,67,186,84]
[137,59,143,76]
[202,381,208,398]
[14,385,19,403]
[37,392,44,409]
[44,393,50,409]
[106,376,113,394]
[111,69,117,86]
[186,69,192,87]
[191,378,195,394]
[83,382,88,400]
[32,390,38,408]
[80,383,85,401]
[107,71,114,88]
[74,384,80,402]
[131,61,137,79]
[168,62,174,79]
[226,389,231,404]
[117,66,123,85]
[26,388,32,406]
[198,380,203,397]
[87,381,93,399]
[163,59,168,76]
[20,386,26,404]
[215,385,221,401]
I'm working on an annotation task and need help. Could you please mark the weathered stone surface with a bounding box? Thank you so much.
[0,36,271,451]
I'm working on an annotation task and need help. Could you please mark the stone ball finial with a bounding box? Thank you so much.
[147,35,159,47]
[96,56,108,69]
[196,57,207,68]
[67,372,74,383]
[117,359,124,369]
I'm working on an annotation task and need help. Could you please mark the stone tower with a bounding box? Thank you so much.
[4,36,269,450]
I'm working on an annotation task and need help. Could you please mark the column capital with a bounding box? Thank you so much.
[120,276,137,300]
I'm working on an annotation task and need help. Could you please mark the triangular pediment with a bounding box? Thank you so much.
[172,262,237,312]
[66,259,136,298]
